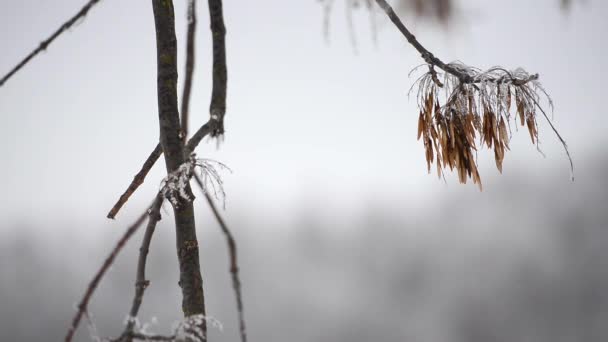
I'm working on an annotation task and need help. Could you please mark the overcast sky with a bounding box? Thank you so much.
[0,0,605,231]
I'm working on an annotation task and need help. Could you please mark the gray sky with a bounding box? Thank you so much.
[0,0,605,231]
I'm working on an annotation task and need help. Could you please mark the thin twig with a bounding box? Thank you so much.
[0,0,101,87]
[107,120,215,219]
[526,89,575,180]
[207,0,228,136]
[116,194,164,342]
[65,196,161,342]
[108,144,162,219]
[181,0,198,139]
[374,0,473,82]
[194,175,247,342]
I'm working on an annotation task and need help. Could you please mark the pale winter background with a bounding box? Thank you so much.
[1,0,607,341]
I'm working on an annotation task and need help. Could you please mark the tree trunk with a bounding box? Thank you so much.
[151,0,206,322]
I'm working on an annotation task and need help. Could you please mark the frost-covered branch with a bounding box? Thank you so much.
[0,0,102,87]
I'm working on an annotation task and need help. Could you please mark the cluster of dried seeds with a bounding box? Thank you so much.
[415,64,553,189]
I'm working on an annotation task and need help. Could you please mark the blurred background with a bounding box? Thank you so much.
[1,0,607,341]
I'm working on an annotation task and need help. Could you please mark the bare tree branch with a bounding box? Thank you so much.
[65,195,162,342]
[374,0,473,82]
[114,195,164,342]
[207,0,228,136]
[194,175,247,342]
[0,0,101,87]
[106,0,215,219]
[108,144,163,219]
[181,0,198,139]
[108,0,199,220]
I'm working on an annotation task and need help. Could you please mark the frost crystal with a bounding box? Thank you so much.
[173,314,223,342]
[160,155,198,207]
[160,154,231,208]
[84,311,102,342]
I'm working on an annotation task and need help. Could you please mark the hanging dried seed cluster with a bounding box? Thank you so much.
[414,64,555,190]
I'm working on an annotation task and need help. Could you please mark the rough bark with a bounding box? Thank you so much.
[151,0,206,322]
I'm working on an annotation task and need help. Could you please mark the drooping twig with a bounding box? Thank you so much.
[181,0,198,139]
[114,194,164,342]
[207,0,228,136]
[194,174,247,342]
[0,0,101,87]
[65,196,161,342]
[525,88,575,181]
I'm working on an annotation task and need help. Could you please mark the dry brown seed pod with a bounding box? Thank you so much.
[417,111,425,140]
[526,115,537,144]
[498,117,509,150]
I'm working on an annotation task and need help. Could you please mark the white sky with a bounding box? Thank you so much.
[0,0,606,231]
